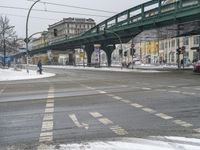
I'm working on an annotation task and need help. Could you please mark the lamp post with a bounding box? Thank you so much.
[25,0,40,73]
[104,28,123,69]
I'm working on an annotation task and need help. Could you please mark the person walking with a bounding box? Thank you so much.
[37,60,42,74]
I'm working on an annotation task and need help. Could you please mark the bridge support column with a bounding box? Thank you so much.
[101,44,116,67]
[85,44,94,67]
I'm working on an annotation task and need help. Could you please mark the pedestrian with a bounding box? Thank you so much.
[37,60,42,74]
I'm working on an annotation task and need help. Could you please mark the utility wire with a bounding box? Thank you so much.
[0,5,111,18]
[27,0,117,14]
[0,13,58,21]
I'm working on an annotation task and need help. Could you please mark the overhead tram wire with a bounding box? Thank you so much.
[27,0,117,14]
[0,13,58,21]
[0,5,111,18]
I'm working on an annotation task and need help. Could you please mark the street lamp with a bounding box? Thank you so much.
[104,28,123,69]
[25,0,40,73]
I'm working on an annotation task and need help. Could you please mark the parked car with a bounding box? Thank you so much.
[193,60,200,72]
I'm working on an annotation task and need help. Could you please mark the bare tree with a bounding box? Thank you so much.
[0,16,17,56]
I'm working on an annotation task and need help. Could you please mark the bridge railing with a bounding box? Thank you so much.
[82,0,200,37]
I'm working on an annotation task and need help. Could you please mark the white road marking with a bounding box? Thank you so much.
[107,94,114,97]
[120,85,128,88]
[98,118,113,125]
[39,136,52,142]
[194,88,200,90]
[142,108,156,113]
[112,96,123,100]
[110,125,128,135]
[155,113,173,120]
[0,89,4,94]
[45,108,54,113]
[120,99,131,104]
[86,87,95,90]
[39,86,55,143]
[142,87,151,90]
[131,103,143,108]
[193,128,200,133]
[168,90,181,93]
[173,120,193,128]
[40,132,53,137]
[181,92,196,95]
[46,103,54,108]
[69,114,89,129]
[90,112,103,118]
[43,114,53,121]
[155,89,167,92]
[96,90,107,94]
[167,86,176,88]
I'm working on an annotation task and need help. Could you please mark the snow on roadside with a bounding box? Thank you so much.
[37,137,200,150]
[42,65,164,73]
[0,68,55,81]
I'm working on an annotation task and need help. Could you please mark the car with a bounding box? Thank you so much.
[193,60,200,72]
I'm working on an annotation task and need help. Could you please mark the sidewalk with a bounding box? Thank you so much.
[0,68,55,81]
[42,64,193,72]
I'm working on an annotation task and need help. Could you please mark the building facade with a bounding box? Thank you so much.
[48,17,96,44]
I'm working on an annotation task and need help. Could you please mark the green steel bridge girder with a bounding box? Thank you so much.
[24,0,200,57]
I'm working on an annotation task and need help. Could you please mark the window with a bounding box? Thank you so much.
[183,37,189,45]
[171,40,175,47]
[193,36,200,45]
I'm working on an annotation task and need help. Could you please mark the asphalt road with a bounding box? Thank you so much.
[0,67,200,149]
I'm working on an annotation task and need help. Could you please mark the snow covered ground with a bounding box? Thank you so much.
[42,65,164,73]
[0,68,55,81]
[37,137,200,150]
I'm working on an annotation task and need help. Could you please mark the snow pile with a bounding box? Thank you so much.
[37,137,200,150]
[0,68,55,81]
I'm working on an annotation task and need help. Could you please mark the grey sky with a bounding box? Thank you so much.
[0,0,149,38]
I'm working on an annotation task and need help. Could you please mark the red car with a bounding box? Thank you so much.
[193,60,200,72]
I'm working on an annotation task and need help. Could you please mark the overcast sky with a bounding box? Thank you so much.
[0,0,149,38]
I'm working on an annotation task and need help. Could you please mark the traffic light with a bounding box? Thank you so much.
[124,51,127,57]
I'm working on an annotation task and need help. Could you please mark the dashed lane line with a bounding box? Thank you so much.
[168,90,181,94]
[112,96,123,100]
[131,103,143,108]
[167,86,177,88]
[39,86,55,143]
[173,120,193,128]
[89,112,128,136]
[155,113,173,120]
[98,118,113,125]
[142,108,157,114]
[120,99,131,104]
[141,87,152,90]
[90,112,103,118]
[193,128,200,133]
[96,90,107,94]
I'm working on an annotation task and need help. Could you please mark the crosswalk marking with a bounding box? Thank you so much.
[43,114,53,121]
[193,128,200,133]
